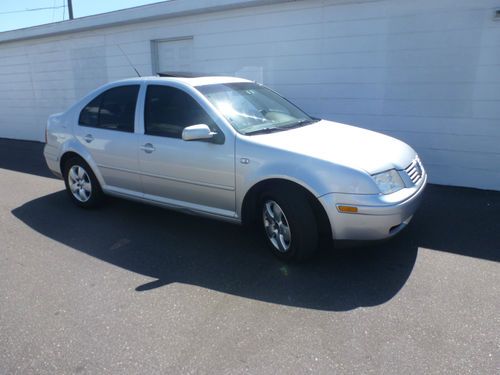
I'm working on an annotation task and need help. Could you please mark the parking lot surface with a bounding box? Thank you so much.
[0,139,499,374]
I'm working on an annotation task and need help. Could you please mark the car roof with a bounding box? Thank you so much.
[112,75,252,87]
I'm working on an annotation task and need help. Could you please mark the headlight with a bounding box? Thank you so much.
[372,169,404,194]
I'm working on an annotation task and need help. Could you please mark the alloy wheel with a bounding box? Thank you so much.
[262,200,291,252]
[68,165,92,202]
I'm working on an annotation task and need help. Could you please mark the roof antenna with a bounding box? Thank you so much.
[117,44,141,77]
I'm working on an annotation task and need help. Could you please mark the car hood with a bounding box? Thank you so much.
[248,120,416,174]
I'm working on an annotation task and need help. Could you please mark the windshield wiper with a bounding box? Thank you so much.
[244,119,319,135]
[244,127,284,135]
[281,119,319,129]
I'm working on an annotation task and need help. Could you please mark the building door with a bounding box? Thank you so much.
[151,37,193,75]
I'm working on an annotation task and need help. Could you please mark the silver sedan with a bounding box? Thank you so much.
[44,75,426,261]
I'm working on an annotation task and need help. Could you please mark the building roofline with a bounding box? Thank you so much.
[0,0,292,44]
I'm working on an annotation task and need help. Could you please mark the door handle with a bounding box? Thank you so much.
[140,143,155,153]
[84,134,94,143]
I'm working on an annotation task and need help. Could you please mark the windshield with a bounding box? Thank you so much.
[196,82,317,135]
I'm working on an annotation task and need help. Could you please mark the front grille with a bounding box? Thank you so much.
[405,157,423,185]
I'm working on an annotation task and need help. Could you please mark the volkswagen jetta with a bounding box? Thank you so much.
[44,75,426,260]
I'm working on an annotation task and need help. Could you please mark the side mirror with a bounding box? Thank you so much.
[182,124,217,141]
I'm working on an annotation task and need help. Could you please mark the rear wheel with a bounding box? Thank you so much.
[260,187,319,261]
[63,156,103,208]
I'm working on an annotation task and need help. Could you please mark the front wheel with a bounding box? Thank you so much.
[63,157,103,208]
[260,188,319,261]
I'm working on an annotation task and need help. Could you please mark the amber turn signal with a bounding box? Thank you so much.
[337,205,359,213]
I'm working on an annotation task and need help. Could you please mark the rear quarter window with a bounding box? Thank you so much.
[79,96,100,127]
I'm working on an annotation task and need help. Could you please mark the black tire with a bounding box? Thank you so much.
[259,187,319,261]
[63,156,104,208]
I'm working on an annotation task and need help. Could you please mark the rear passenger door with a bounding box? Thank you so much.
[137,84,236,218]
[75,85,142,193]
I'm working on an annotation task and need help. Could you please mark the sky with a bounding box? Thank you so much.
[0,0,166,33]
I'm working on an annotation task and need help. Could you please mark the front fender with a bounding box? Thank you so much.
[235,155,378,219]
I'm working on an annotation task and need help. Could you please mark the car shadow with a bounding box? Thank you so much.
[409,184,499,262]
[0,138,57,179]
[12,189,421,311]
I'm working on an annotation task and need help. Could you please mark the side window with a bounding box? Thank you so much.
[144,85,215,138]
[78,85,139,132]
[79,95,101,127]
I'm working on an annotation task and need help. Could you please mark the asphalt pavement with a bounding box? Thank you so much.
[0,138,499,374]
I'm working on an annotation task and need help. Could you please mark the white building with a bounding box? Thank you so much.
[0,0,499,190]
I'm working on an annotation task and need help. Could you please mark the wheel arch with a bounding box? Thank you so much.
[241,178,332,239]
[59,147,105,188]
[60,151,81,174]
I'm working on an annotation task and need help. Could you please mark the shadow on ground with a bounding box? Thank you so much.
[0,138,58,179]
[12,190,420,311]
[5,139,500,311]
[409,185,499,262]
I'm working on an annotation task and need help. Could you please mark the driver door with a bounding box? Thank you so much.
[137,84,236,218]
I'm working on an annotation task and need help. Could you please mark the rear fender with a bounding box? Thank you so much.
[59,139,106,188]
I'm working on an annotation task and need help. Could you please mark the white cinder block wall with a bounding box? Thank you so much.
[0,0,499,190]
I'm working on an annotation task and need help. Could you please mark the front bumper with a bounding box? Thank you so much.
[319,173,427,240]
